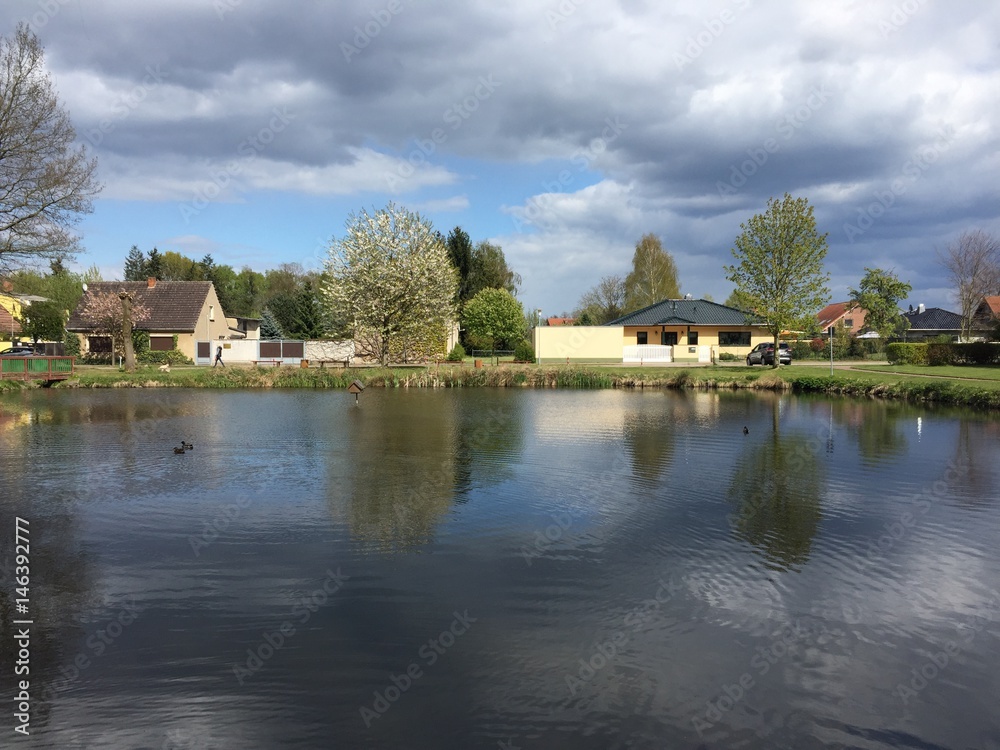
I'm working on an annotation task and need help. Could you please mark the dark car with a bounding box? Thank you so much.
[0,346,38,356]
[746,342,791,366]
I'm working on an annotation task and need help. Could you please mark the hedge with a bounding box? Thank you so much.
[885,343,927,365]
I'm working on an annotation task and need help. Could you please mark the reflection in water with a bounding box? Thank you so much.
[331,392,525,549]
[728,400,824,571]
[831,400,909,465]
[2,389,1000,749]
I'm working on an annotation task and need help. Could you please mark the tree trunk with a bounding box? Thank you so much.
[119,292,136,372]
[772,331,780,369]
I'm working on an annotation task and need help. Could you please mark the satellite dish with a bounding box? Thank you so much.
[82,283,88,292]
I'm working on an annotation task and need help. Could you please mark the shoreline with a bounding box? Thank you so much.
[4,363,1000,411]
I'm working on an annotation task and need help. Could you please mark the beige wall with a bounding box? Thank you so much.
[622,325,770,359]
[534,326,626,363]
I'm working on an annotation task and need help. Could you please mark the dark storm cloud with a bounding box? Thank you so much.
[4,0,998,311]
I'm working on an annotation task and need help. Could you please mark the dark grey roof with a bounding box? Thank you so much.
[67,281,214,332]
[901,307,962,331]
[607,298,762,326]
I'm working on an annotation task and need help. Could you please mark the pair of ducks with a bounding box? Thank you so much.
[173,441,194,454]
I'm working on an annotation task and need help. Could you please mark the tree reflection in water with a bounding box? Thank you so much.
[727,400,824,572]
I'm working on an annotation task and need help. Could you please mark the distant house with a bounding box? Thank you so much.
[974,296,1000,330]
[546,317,576,326]
[816,301,869,336]
[0,295,22,342]
[900,305,964,341]
[534,298,769,364]
[67,279,230,360]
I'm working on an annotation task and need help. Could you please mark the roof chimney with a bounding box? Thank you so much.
[147,277,157,289]
[917,303,925,314]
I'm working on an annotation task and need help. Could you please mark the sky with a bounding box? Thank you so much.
[6,0,999,317]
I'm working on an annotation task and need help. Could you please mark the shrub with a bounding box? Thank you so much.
[926,343,956,366]
[953,342,1000,365]
[513,339,535,363]
[718,352,738,361]
[137,349,193,365]
[445,343,466,362]
[62,329,81,357]
[791,341,814,360]
[885,343,927,365]
[809,337,826,353]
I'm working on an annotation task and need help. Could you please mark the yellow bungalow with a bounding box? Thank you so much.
[534,298,771,364]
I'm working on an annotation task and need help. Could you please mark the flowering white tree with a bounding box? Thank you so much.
[322,203,458,365]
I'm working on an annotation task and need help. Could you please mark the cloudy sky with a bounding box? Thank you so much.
[7,0,999,316]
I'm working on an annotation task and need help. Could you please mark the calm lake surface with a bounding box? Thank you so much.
[1,388,999,749]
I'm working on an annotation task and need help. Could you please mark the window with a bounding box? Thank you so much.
[688,330,699,345]
[844,318,853,329]
[636,331,648,345]
[209,305,215,321]
[150,336,173,351]
[661,331,678,346]
[719,331,751,346]
[88,336,112,353]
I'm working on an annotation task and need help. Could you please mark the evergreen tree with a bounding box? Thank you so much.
[123,245,148,281]
[260,308,284,339]
[446,227,474,303]
[146,248,163,280]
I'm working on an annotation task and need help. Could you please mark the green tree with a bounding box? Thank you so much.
[17,299,65,343]
[146,247,163,280]
[624,234,681,312]
[724,193,830,368]
[724,288,756,312]
[123,246,148,281]
[159,251,199,281]
[230,266,267,317]
[848,267,912,341]
[0,25,101,273]
[468,241,521,298]
[446,226,475,303]
[259,308,284,339]
[462,288,525,358]
[8,267,84,313]
[575,274,626,323]
[322,203,458,365]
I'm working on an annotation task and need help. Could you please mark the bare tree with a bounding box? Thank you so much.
[0,24,101,273]
[624,234,681,312]
[575,274,626,324]
[938,230,1000,340]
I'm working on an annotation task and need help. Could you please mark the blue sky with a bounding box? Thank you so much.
[6,0,999,317]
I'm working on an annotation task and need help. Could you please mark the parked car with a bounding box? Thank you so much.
[0,346,38,356]
[746,342,791,366]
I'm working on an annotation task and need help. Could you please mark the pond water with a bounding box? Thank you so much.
[1,388,999,749]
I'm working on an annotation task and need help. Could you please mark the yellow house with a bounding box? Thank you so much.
[66,279,231,360]
[0,294,24,342]
[534,298,771,364]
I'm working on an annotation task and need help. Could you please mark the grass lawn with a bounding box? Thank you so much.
[851,364,1000,383]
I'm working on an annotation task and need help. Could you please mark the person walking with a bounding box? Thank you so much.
[213,345,225,368]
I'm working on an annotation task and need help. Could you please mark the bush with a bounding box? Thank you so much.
[718,352,738,361]
[62,329,80,357]
[446,343,466,362]
[885,343,928,365]
[926,343,956,366]
[791,341,815,360]
[137,349,193,365]
[953,342,1000,365]
[513,339,535,363]
[809,337,826,353]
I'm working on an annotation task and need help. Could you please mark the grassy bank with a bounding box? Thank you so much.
[1,363,996,410]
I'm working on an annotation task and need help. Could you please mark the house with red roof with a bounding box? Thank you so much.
[816,302,869,336]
